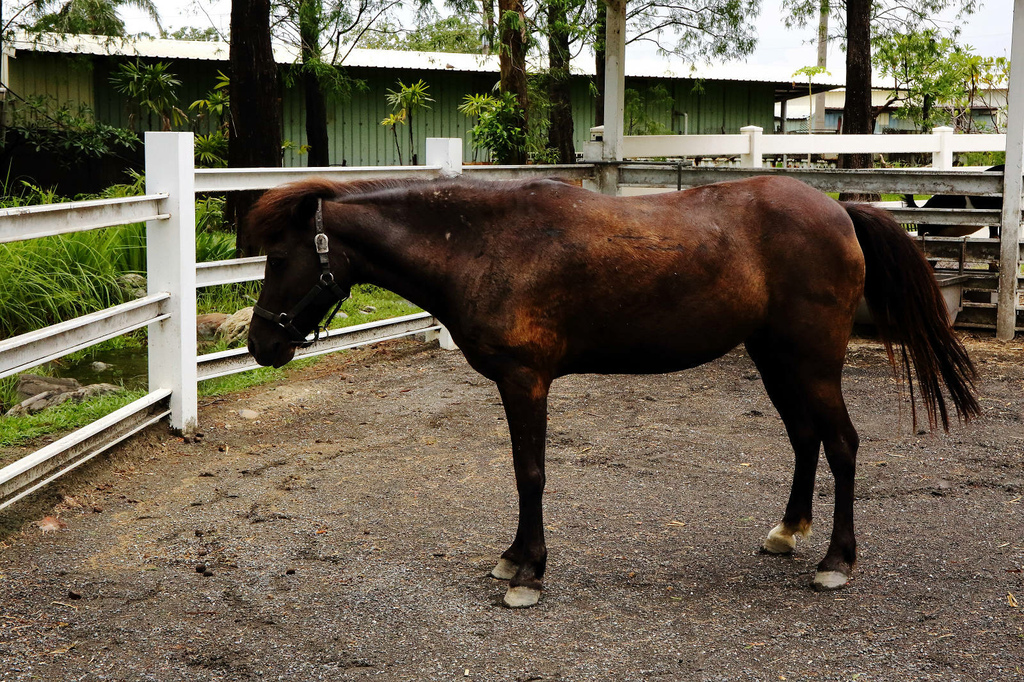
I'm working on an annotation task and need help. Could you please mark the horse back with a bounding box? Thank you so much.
[455,176,865,377]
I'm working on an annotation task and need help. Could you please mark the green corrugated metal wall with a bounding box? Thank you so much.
[7,50,777,166]
[6,52,95,117]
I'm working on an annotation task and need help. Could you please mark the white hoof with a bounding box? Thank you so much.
[490,558,518,580]
[503,585,541,608]
[813,570,849,590]
[763,523,797,554]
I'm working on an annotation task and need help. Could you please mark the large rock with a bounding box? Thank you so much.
[16,374,81,401]
[197,313,230,340]
[6,377,122,416]
[218,307,254,345]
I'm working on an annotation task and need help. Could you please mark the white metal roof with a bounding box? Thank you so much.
[11,32,843,88]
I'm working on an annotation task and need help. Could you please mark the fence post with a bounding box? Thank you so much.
[997,1,1024,339]
[425,138,463,177]
[931,126,954,170]
[425,138,461,351]
[145,132,197,434]
[740,126,763,168]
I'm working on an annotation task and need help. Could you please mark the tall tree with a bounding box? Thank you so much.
[498,0,529,164]
[594,0,606,127]
[782,0,979,165]
[546,0,583,163]
[841,0,871,169]
[274,0,401,167]
[229,0,282,256]
[299,0,330,166]
[16,0,162,36]
[591,0,759,128]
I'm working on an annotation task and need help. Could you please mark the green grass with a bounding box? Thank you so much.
[0,390,147,448]
[1,177,424,451]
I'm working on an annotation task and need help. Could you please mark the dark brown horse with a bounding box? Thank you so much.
[246,175,979,608]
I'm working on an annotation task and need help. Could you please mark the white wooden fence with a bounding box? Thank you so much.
[585,126,1006,170]
[0,129,1019,511]
[0,133,593,511]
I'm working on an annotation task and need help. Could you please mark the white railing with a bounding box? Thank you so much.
[0,134,466,510]
[0,134,594,510]
[586,126,1006,170]
[1,129,1019,510]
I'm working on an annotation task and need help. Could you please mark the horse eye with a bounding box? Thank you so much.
[268,256,286,270]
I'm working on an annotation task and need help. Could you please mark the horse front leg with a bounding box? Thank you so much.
[490,370,550,608]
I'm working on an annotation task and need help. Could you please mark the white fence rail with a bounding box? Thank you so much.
[586,126,1007,171]
[1,130,1020,511]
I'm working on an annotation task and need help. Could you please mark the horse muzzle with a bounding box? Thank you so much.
[248,332,297,368]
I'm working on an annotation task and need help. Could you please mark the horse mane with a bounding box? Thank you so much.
[247,175,572,247]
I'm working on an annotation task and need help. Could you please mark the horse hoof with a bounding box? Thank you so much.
[503,586,541,608]
[762,523,797,554]
[490,558,518,580]
[812,570,849,590]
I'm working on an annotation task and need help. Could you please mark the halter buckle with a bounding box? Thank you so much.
[314,233,329,254]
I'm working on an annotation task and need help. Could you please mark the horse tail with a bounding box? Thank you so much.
[843,202,981,430]
[903,194,920,208]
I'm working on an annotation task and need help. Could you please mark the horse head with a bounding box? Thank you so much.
[247,181,353,368]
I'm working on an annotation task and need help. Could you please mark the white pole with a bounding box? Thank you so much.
[998,0,1024,340]
[741,126,764,168]
[931,126,954,170]
[424,138,461,351]
[145,132,198,433]
[599,0,627,195]
[425,137,463,178]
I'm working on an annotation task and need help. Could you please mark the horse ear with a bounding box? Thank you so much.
[294,193,321,227]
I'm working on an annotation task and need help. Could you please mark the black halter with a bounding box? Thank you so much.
[253,198,350,348]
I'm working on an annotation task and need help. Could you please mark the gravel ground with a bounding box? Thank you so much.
[0,335,1022,681]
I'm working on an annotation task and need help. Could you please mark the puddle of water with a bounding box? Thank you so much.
[59,347,149,391]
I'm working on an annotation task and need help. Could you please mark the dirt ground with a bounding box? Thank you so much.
[0,334,1022,681]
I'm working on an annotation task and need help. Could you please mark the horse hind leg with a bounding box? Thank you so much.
[746,344,821,556]
[747,338,860,589]
[810,386,859,590]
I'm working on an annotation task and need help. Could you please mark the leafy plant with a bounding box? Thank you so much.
[384,79,434,165]
[110,59,187,131]
[190,71,230,128]
[459,91,527,164]
[380,110,407,165]
[194,131,229,168]
[3,95,139,166]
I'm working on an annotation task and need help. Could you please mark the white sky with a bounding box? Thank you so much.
[119,0,1015,80]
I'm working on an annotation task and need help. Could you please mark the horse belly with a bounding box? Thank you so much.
[559,297,765,376]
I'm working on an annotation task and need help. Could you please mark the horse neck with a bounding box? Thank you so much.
[333,189,471,316]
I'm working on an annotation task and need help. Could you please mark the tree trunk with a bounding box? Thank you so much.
[229,0,283,256]
[300,0,330,167]
[812,0,828,132]
[547,0,575,163]
[594,0,606,127]
[498,0,528,164]
[838,0,876,200]
[482,0,495,55]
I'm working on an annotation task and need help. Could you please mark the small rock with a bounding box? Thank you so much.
[118,273,147,298]
[196,563,207,573]
[202,570,214,577]
[286,568,296,575]
[67,590,82,600]
[238,409,260,420]
[37,516,68,533]
[359,305,377,314]
[90,361,112,372]
[92,506,104,513]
